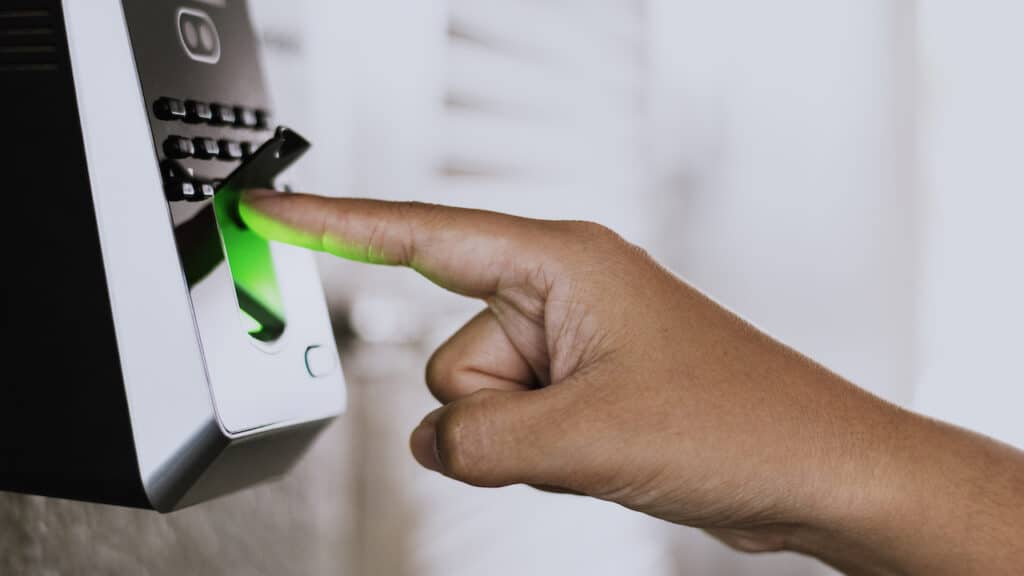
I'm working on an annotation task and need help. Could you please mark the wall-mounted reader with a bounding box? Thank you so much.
[3,0,346,511]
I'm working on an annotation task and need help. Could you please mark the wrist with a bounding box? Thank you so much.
[788,405,1024,575]
[781,396,916,574]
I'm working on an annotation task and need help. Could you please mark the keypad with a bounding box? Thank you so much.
[153,96,271,202]
[156,97,266,130]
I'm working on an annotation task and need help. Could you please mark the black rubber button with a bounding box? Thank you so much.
[219,140,244,160]
[154,97,187,121]
[193,137,221,159]
[164,136,195,159]
[235,107,259,128]
[211,103,237,125]
[185,100,214,124]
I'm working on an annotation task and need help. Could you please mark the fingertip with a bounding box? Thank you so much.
[237,189,322,249]
[410,419,444,474]
[237,188,281,226]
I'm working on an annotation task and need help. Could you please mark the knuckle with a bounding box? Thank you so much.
[573,219,615,237]
[424,348,449,399]
[550,221,632,271]
[424,347,476,402]
[363,220,386,263]
[406,201,450,230]
[437,391,502,484]
[391,201,451,265]
[424,341,451,382]
[558,220,624,247]
[386,203,417,264]
[623,239,654,263]
[437,405,479,481]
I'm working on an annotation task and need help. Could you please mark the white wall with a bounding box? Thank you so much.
[914,1,1024,449]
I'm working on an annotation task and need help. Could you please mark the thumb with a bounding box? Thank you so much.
[239,190,555,299]
[410,387,583,489]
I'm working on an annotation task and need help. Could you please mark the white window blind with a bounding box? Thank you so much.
[434,0,653,246]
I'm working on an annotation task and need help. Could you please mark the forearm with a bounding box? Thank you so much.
[663,278,1024,574]
[696,298,1024,574]
[792,407,1024,575]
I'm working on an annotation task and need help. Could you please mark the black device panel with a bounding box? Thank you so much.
[3,0,148,507]
[121,0,273,201]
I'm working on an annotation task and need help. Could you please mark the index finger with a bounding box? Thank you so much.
[238,189,548,298]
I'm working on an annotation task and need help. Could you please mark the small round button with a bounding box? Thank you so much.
[304,346,337,378]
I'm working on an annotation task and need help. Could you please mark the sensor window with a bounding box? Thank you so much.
[214,186,287,342]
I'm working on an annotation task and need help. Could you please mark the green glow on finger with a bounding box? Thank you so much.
[321,235,396,265]
[239,196,398,265]
[238,198,324,252]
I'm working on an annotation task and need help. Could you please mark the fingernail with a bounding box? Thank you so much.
[411,421,444,473]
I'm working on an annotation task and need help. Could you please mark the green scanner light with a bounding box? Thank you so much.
[239,309,264,335]
[214,186,287,342]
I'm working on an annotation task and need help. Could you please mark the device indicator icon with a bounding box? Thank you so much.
[177,7,221,64]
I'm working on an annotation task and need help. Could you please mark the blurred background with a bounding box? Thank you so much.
[2,0,1022,574]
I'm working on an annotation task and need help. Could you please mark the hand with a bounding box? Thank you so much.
[240,190,1024,575]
